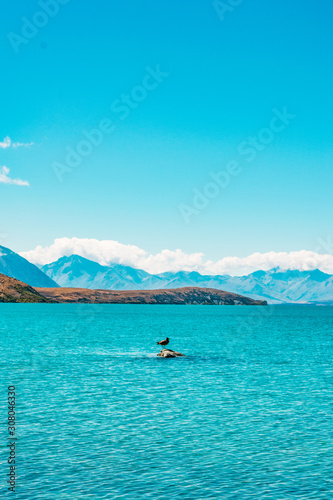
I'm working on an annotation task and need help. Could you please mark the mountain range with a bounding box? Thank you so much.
[41,254,333,305]
[1,245,333,304]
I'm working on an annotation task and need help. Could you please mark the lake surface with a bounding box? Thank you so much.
[0,304,332,499]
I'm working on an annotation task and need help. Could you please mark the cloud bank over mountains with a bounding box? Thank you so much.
[19,237,333,276]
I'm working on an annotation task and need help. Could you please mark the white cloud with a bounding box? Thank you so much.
[0,136,34,149]
[0,137,11,149]
[12,141,34,148]
[19,237,333,275]
[0,166,30,186]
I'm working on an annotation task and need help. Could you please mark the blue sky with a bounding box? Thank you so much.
[1,0,333,270]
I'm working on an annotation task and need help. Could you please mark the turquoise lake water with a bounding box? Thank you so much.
[1,304,333,499]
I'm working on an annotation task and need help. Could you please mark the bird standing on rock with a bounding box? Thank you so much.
[157,337,169,347]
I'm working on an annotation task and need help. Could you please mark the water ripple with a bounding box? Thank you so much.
[0,304,332,499]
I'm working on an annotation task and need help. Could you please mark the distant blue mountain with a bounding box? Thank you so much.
[0,245,58,288]
[41,255,163,290]
[41,255,333,304]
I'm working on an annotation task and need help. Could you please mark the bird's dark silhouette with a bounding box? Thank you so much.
[157,337,169,347]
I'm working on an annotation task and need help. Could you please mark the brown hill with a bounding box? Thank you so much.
[36,286,267,305]
[0,272,267,305]
[0,273,50,303]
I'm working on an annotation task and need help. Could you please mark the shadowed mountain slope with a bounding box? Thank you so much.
[0,245,58,288]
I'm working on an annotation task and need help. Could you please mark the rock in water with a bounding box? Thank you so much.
[157,349,185,358]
